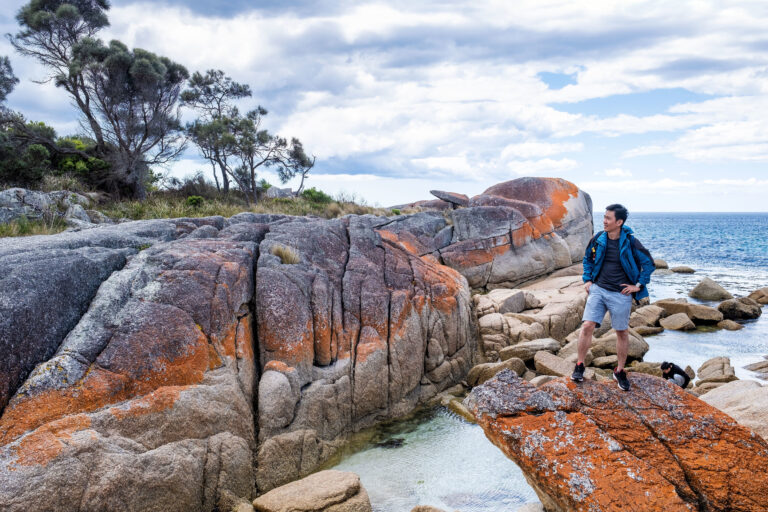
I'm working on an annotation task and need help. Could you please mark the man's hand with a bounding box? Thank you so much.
[585,281,592,293]
[620,283,641,295]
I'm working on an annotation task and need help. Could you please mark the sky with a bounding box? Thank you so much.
[2,0,768,211]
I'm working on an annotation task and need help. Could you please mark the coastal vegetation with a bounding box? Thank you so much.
[0,0,314,206]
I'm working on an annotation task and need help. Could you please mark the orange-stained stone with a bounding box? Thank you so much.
[107,386,183,420]
[355,327,387,364]
[263,360,295,374]
[0,324,209,446]
[236,314,254,363]
[467,371,768,512]
[10,414,91,468]
[377,229,422,255]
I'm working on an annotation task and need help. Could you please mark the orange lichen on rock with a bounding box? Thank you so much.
[511,222,536,248]
[263,360,295,374]
[377,229,423,255]
[0,317,210,446]
[467,371,768,512]
[235,314,254,364]
[107,386,183,420]
[482,177,579,228]
[10,414,91,468]
[440,236,510,269]
[355,326,387,364]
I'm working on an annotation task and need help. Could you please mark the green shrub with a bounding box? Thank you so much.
[391,208,401,215]
[301,187,333,204]
[186,195,204,208]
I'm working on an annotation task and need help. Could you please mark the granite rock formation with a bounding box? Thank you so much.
[0,177,594,510]
[466,370,768,511]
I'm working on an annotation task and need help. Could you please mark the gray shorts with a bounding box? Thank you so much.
[582,283,633,331]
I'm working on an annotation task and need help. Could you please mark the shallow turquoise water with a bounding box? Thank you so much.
[331,407,539,512]
[332,213,768,511]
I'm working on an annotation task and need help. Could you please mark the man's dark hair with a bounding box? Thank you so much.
[606,204,628,225]
[660,361,672,371]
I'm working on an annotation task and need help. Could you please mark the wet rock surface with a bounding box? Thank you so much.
[466,370,768,511]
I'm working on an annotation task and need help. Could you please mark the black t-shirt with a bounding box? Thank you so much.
[595,237,630,292]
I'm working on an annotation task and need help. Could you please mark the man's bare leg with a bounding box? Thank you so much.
[577,321,597,364]
[615,329,629,371]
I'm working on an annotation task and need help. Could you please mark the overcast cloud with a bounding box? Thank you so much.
[2,0,768,210]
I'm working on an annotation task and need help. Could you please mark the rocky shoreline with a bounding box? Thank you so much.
[2,176,767,512]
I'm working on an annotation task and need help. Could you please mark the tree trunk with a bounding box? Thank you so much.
[210,161,220,192]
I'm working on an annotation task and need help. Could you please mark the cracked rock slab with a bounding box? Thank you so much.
[465,369,768,511]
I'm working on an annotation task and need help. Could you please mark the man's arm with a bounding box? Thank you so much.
[632,237,655,286]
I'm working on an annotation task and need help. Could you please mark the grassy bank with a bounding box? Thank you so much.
[100,193,389,221]
[0,215,68,237]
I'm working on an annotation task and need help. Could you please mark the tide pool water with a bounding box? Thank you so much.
[331,407,539,512]
[332,212,768,511]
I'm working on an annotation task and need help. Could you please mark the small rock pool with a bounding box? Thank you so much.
[328,406,539,511]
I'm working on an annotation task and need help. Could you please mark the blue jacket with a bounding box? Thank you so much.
[582,225,655,300]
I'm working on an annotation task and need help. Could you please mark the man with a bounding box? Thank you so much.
[571,204,655,391]
[661,361,691,388]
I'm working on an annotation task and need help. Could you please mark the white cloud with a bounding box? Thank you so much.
[602,168,633,177]
[3,0,768,210]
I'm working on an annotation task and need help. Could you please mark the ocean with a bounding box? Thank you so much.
[331,212,768,512]
[621,212,768,378]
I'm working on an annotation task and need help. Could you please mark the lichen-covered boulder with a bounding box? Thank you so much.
[465,370,768,511]
[0,233,261,512]
[439,178,592,290]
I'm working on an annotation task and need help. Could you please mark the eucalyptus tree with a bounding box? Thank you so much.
[10,0,189,199]
[10,0,111,145]
[0,56,19,103]
[232,107,314,202]
[72,39,188,198]
[181,69,251,193]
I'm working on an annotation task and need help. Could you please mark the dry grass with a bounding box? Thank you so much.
[270,243,300,264]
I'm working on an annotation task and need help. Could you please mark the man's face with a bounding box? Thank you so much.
[662,366,671,374]
[603,210,623,231]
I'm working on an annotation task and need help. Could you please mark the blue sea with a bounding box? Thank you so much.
[621,212,768,379]
[332,212,768,512]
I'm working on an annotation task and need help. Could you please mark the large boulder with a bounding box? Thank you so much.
[748,287,768,305]
[717,297,763,320]
[465,370,768,512]
[0,233,260,512]
[689,277,733,301]
[252,470,372,512]
[659,312,696,331]
[500,338,561,362]
[693,357,738,395]
[439,178,592,290]
[429,190,468,208]
[628,304,666,328]
[654,298,723,324]
[700,380,768,441]
[534,351,595,380]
